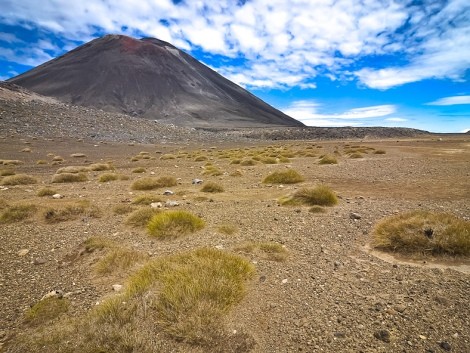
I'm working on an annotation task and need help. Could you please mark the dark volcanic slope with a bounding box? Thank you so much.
[8,34,303,128]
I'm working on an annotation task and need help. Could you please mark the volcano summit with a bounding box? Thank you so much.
[8,34,303,128]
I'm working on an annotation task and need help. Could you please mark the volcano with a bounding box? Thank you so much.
[8,34,303,128]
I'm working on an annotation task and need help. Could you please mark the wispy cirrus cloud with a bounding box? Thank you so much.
[426,95,470,106]
[0,0,468,89]
[283,101,397,126]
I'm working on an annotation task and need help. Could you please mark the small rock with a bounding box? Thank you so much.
[150,202,162,208]
[334,261,341,270]
[281,279,288,284]
[165,200,180,207]
[439,341,451,351]
[350,212,362,220]
[163,190,174,195]
[192,178,203,184]
[33,258,46,265]
[17,249,29,256]
[259,275,266,283]
[52,193,63,199]
[41,290,64,300]
[112,284,123,292]
[395,304,406,313]
[374,329,391,343]
[334,332,346,338]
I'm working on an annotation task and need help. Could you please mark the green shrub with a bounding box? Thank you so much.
[147,210,205,239]
[263,169,304,184]
[372,211,470,256]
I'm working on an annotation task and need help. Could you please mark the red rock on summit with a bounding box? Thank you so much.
[8,34,303,128]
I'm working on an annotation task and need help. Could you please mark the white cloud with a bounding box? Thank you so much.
[426,95,470,106]
[283,101,396,126]
[0,32,23,43]
[0,0,468,89]
[385,117,408,122]
[459,128,469,133]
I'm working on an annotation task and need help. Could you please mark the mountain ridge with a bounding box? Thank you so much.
[8,34,304,128]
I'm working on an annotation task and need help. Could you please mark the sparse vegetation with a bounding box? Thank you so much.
[0,169,15,176]
[280,185,338,206]
[43,201,100,223]
[235,241,288,262]
[132,194,164,205]
[202,165,222,176]
[70,153,86,158]
[374,149,386,154]
[52,172,87,183]
[309,205,327,214]
[132,167,146,173]
[240,159,257,166]
[131,176,177,190]
[95,247,146,275]
[0,159,23,166]
[372,211,470,256]
[263,169,304,184]
[160,153,176,160]
[147,210,205,239]
[349,152,363,159]
[319,155,338,165]
[89,163,113,171]
[217,223,237,235]
[1,174,37,186]
[98,173,119,182]
[201,181,224,193]
[0,204,37,223]
[113,204,135,215]
[24,297,70,326]
[37,187,57,197]
[56,166,89,174]
[125,208,161,227]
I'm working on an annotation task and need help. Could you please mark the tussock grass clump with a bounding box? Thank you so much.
[240,159,256,166]
[230,169,243,177]
[125,208,161,227]
[263,169,304,184]
[374,149,386,154]
[0,204,37,223]
[123,248,255,343]
[236,241,288,262]
[202,166,222,176]
[201,181,224,193]
[131,176,177,190]
[36,160,48,165]
[52,156,64,162]
[0,159,23,166]
[98,173,119,182]
[1,174,37,186]
[95,248,147,275]
[309,205,327,214]
[319,155,338,165]
[349,152,364,159]
[25,297,70,326]
[43,201,100,223]
[230,159,241,165]
[262,157,277,164]
[56,166,89,174]
[372,211,470,256]
[89,163,114,171]
[132,167,146,173]
[217,224,237,235]
[52,172,87,183]
[112,204,135,215]
[0,169,15,176]
[70,153,86,158]
[147,210,205,239]
[132,194,164,205]
[194,155,208,161]
[281,185,338,206]
[83,236,114,252]
[37,187,57,197]
[160,153,176,160]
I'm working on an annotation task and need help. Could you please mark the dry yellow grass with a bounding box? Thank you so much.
[147,210,205,239]
[280,185,338,207]
[125,208,161,227]
[319,155,338,165]
[0,204,37,223]
[43,201,100,223]
[52,173,87,183]
[263,169,304,184]
[372,211,470,256]
[37,187,57,197]
[235,241,288,262]
[131,176,177,190]
[201,181,224,193]
[95,247,147,275]
[1,174,37,185]
[24,297,70,327]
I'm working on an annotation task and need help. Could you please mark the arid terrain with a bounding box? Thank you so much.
[1,130,469,352]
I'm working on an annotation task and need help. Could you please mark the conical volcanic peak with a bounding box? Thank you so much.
[9,34,303,128]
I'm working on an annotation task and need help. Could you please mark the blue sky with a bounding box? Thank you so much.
[0,0,469,132]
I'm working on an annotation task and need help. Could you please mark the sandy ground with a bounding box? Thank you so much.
[0,134,469,352]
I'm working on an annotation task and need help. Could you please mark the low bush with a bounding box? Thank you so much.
[131,176,177,190]
[319,155,338,165]
[1,174,37,186]
[0,204,37,223]
[37,187,57,197]
[263,169,304,184]
[201,181,224,193]
[125,208,161,227]
[52,173,87,183]
[147,210,205,239]
[372,211,470,256]
[280,185,338,206]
